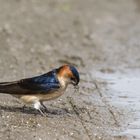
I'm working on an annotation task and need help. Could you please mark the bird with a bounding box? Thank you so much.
[0,65,80,115]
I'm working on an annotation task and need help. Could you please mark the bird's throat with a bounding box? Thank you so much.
[57,76,68,90]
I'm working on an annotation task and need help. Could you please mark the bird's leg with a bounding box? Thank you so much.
[33,101,46,116]
[22,105,26,112]
[22,105,26,110]
[38,108,46,116]
[40,102,47,111]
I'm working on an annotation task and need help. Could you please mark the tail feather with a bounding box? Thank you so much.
[0,81,20,94]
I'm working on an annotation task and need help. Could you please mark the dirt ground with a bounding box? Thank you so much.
[0,0,140,140]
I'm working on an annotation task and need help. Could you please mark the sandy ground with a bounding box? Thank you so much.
[0,0,140,139]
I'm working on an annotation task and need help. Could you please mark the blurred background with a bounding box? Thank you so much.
[0,0,140,140]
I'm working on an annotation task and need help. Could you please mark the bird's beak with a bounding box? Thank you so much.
[71,78,78,86]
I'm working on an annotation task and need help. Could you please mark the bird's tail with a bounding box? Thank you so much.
[0,81,19,94]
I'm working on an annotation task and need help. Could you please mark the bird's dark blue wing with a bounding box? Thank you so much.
[18,69,60,93]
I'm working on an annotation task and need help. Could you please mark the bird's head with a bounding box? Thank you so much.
[57,65,80,87]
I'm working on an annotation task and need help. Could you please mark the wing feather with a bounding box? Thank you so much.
[0,70,60,95]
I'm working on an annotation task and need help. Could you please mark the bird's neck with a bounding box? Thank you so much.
[57,76,69,90]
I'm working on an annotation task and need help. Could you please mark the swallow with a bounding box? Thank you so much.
[0,65,80,115]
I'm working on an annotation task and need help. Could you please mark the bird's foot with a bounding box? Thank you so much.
[38,108,46,116]
[40,102,49,112]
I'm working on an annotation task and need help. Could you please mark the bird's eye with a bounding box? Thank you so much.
[70,77,75,81]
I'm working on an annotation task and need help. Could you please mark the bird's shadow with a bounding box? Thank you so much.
[0,104,74,117]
